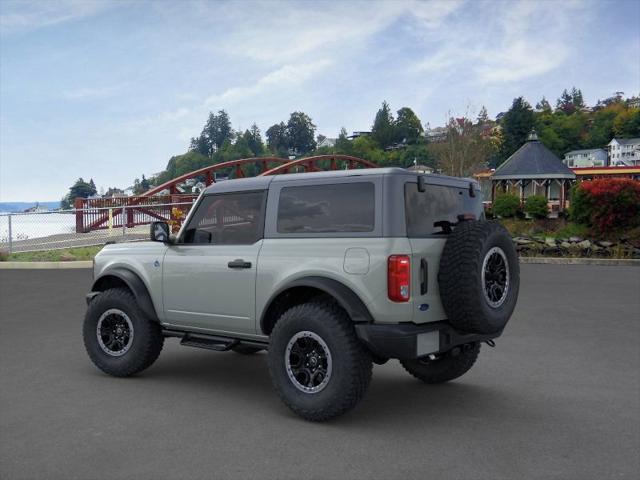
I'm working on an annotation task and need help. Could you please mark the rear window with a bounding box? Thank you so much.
[277,182,375,234]
[405,183,466,236]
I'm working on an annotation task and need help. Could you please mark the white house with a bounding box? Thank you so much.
[317,137,337,148]
[563,148,608,168]
[608,138,640,166]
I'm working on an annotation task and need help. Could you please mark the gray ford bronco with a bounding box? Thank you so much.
[84,168,519,421]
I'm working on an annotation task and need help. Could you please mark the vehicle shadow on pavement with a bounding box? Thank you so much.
[100,346,536,428]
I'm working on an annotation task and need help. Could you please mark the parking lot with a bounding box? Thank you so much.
[0,265,638,480]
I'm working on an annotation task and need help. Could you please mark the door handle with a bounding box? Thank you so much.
[228,259,252,269]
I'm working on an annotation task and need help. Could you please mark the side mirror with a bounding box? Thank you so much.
[150,221,170,243]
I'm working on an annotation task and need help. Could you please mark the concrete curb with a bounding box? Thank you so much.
[0,261,93,269]
[519,257,640,266]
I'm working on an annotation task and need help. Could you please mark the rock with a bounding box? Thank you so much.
[577,240,591,249]
[545,237,557,247]
[569,236,582,243]
[597,241,614,248]
[514,237,533,245]
[560,242,572,249]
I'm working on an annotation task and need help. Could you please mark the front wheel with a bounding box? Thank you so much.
[268,301,372,421]
[400,343,480,384]
[83,288,164,377]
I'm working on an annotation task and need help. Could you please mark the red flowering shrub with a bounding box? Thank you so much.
[570,179,640,233]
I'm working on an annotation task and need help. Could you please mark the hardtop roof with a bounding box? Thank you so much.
[202,167,476,194]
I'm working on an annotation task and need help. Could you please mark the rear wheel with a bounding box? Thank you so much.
[400,343,480,384]
[83,288,164,377]
[268,301,372,421]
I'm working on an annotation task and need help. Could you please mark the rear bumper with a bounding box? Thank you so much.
[355,321,502,360]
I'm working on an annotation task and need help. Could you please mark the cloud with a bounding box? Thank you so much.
[412,0,585,84]
[205,60,333,105]
[0,0,115,35]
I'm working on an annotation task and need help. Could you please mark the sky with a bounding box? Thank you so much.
[1,0,639,202]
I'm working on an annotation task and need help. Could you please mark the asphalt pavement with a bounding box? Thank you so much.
[0,265,638,480]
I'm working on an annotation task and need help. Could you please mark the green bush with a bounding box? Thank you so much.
[524,195,549,219]
[493,193,521,218]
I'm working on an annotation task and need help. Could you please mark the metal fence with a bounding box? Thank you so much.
[0,201,195,254]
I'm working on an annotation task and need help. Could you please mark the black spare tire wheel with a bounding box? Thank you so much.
[438,221,519,334]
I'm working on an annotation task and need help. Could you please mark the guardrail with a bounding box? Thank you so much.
[0,201,195,254]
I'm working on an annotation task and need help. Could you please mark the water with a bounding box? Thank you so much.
[0,212,76,243]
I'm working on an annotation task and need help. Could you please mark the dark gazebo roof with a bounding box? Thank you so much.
[492,131,576,180]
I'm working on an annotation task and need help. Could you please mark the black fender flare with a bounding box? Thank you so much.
[91,268,159,321]
[260,276,374,333]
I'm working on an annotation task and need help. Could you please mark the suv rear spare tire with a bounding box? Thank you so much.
[438,221,519,334]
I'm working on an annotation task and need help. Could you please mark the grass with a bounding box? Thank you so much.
[0,245,103,262]
[499,218,590,240]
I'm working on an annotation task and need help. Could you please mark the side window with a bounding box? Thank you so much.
[181,191,265,245]
[277,182,375,234]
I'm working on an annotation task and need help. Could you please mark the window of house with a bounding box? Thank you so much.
[277,183,375,234]
[182,191,266,245]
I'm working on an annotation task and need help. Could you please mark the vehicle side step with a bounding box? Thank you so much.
[180,333,238,352]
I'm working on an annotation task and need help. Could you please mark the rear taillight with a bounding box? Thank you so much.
[388,255,410,302]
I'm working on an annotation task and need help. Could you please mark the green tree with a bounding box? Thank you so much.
[395,107,424,144]
[556,89,575,114]
[266,122,289,156]
[371,101,395,148]
[199,110,233,155]
[335,127,352,154]
[286,111,317,155]
[498,97,535,164]
[535,96,552,113]
[351,136,385,163]
[477,106,490,123]
[571,87,585,110]
[613,109,640,137]
[243,123,264,156]
[62,178,98,208]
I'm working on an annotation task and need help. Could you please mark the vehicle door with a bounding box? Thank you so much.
[162,190,266,335]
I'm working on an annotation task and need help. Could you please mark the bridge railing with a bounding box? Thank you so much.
[74,194,197,233]
[0,201,196,254]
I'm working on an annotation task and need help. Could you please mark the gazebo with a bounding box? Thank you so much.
[491,130,576,215]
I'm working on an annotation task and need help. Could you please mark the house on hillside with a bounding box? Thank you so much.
[491,130,576,216]
[608,138,640,166]
[563,148,608,168]
[317,137,337,148]
[347,131,371,140]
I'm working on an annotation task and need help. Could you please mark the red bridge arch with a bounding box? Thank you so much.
[76,155,379,232]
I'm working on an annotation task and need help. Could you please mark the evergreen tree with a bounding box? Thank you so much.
[571,87,585,110]
[477,106,490,124]
[556,89,576,114]
[371,101,395,148]
[243,123,264,156]
[499,97,535,163]
[535,97,552,113]
[335,127,352,154]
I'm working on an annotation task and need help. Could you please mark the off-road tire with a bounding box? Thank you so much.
[83,288,164,377]
[438,221,519,334]
[232,345,264,355]
[268,301,373,422]
[400,343,480,384]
